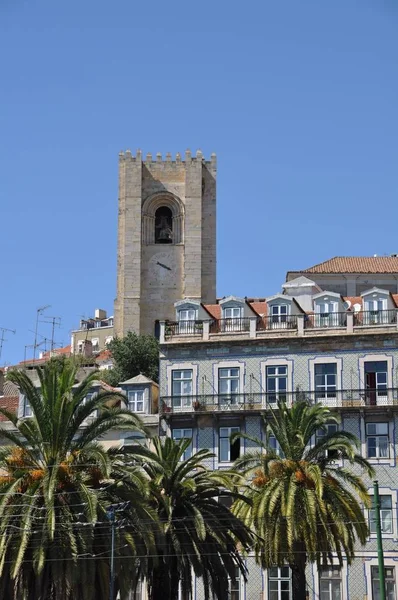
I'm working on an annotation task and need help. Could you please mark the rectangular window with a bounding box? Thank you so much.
[268,567,291,600]
[178,309,197,333]
[218,368,240,406]
[222,307,243,331]
[82,392,98,418]
[371,566,396,600]
[271,304,288,326]
[128,390,145,413]
[123,432,146,446]
[319,567,342,600]
[315,364,337,399]
[218,494,233,509]
[266,366,287,404]
[369,495,393,534]
[268,434,284,458]
[315,302,339,327]
[172,370,193,410]
[365,361,388,405]
[229,567,240,600]
[219,426,240,462]
[172,428,193,460]
[366,423,389,458]
[364,299,387,325]
[315,423,339,460]
[22,396,32,418]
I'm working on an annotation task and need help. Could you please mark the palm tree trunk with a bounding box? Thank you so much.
[291,563,307,600]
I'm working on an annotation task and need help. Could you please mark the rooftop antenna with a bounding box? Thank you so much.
[0,327,16,362]
[40,316,61,352]
[33,305,50,361]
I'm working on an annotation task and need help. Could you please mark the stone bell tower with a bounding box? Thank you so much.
[114,149,217,337]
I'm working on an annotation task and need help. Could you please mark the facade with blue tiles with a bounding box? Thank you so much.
[158,280,398,600]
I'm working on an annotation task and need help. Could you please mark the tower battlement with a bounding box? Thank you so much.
[119,149,217,168]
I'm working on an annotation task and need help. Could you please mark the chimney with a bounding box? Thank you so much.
[83,340,93,357]
[95,309,107,320]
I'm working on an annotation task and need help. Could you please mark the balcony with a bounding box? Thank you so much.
[160,389,398,415]
[160,309,398,342]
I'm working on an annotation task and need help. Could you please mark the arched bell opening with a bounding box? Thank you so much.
[155,206,173,244]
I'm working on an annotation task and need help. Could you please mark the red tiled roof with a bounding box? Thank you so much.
[0,396,18,421]
[249,301,268,316]
[96,349,112,362]
[204,304,221,320]
[296,256,398,274]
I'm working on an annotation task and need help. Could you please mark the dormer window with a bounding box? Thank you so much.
[179,309,196,322]
[222,306,242,332]
[363,298,388,325]
[315,301,338,327]
[270,304,288,326]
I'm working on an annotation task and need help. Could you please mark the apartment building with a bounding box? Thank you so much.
[71,309,114,355]
[158,262,398,600]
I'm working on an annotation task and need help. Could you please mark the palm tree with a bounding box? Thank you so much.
[123,436,254,600]
[0,358,156,600]
[232,400,374,600]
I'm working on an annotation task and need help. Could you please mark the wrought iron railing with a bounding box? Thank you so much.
[165,321,204,338]
[354,310,397,327]
[209,318,251,334]
[160,388,398,414]
[304,313,347,329]
[257,315,298,330]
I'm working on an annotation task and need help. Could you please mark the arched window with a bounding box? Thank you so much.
[142,193,183,244]
[155,206,173,244]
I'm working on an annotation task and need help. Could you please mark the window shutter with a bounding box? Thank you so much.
[17,394,25,419]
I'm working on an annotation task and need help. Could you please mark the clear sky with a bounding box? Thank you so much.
[1,0,397,365]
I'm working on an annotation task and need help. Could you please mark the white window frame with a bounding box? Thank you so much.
[365,422,390,460]
[105,336,113,345]
[366,488,397,540]
[218,367,240,407]
[218,426,240,463]
[221,305,244,331]
[266,566,291,600]
[91,338,100,352]
[309,357,343,408]
[77,340,84,354]
[269,304,290,328]
[314,423,341,464]
[166,363,198,412]
[266,365,288,405]
[363,297,388,325]
[172,428,193,461]
[212,361,245,409]
[178,309,196,322]
[82,392,98,420]
[21,395,33,418]
[227,566,241,600]
[365,560,397,600]
[261,359,293,408]
[313,562,347,600]
[171,370,193,411]
[359,354,393,407]
[128,389,145,413]
[268,433,284,457]
[315,301,340,327]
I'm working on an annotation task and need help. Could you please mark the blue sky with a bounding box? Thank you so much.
[1,0,397,365]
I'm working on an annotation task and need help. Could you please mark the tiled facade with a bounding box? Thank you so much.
[158,274,398,600]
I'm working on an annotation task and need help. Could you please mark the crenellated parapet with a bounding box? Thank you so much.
[118,149,216,168]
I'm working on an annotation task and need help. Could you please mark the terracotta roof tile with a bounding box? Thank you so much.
[204,304,221,320]
[297,256,398,274]
[0,396,18,421]
[249,301,268,316]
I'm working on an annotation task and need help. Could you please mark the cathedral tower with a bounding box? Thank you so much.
[114,149,217,337]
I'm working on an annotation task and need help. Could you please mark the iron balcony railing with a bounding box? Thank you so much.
[257,315,298,330]
[304,312,347,329]
[160,388,398,414]
[209,318,251,333]
[354,310,398,327]
[165,320,204,338]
